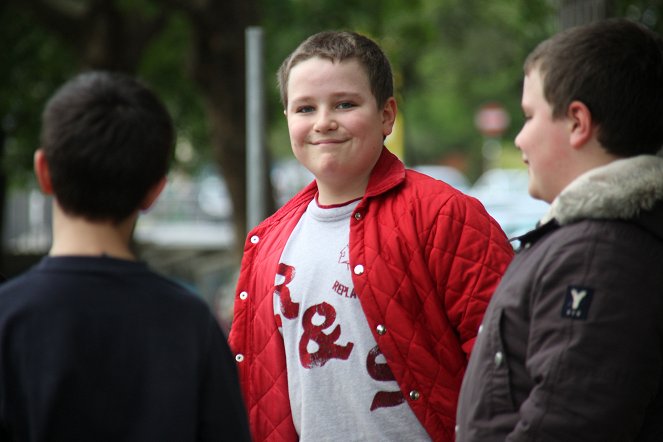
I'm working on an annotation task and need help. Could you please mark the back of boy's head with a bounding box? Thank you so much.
[40,71,174,223]
[277,31,394,109]
[524,18,663,157]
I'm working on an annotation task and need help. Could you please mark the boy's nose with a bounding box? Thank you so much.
[314,111,338,132]
[514,128,524,151]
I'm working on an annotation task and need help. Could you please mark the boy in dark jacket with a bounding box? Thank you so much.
[0,71,251,442]
[456,18,663,442]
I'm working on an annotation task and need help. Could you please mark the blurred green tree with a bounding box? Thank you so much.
[261,0,556,180]
[1,0,660,268]
[1,0,260,257]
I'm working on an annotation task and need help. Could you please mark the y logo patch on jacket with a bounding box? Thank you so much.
[561,285,594,320]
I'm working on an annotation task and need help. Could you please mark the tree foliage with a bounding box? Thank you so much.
[2,0,260,253]
[260,0,556,179]
[0,7,77,185]
[1,0,661,249]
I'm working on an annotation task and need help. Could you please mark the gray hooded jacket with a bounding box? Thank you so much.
[456,154,663,442]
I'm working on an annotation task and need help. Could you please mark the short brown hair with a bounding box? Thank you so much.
[524,18,663,157]
[277,31,394,109]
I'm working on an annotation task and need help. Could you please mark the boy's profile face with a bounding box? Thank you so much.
[285,56,396,204]
[516,67,574,203]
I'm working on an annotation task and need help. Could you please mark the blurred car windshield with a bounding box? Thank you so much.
[469,168,549,239]
[411,165,470,193]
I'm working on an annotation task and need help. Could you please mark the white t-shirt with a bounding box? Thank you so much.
[274,197,430,441]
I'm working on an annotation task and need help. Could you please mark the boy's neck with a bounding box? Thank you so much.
[316,174,371,206]
[49,204,138,261]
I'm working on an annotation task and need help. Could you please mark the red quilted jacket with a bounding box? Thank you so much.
[228,148,513,441]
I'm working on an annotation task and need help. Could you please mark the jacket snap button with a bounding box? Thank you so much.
[353,264,364,275]
[250,235,259,244]
[354,212,362,220]
[235,354,245,362]
[409,390,420,401]
[494,351,504,367]
[478,324,483,334]
[239,291,248,300]
[376,324,386,335]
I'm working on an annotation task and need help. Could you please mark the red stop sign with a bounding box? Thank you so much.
[475,102,510,137]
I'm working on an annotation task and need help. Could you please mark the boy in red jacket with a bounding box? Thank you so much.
[229,31,513,441]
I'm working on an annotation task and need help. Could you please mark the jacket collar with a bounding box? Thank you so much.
[364,147,406,198]
[540,154,663,226]
[513,218,560,250]
[514,154,663,249]
[266,147,404,227]
[294,146,405,203]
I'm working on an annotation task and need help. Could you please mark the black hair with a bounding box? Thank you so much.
[40,71,174,222]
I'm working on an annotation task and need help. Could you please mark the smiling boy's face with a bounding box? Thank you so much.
[285,56,396,205]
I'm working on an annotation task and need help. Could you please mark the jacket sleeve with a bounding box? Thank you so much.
[431,194,513,358]
[507,228,663,441]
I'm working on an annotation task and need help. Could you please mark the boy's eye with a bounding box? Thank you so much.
[337,102,356,110]
[296,105,315,114]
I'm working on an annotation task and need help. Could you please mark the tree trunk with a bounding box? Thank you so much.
[559,0,612,29]
[182,0,268,257]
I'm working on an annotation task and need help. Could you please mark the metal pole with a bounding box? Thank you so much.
[245,27,266,233]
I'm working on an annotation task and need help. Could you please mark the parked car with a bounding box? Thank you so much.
[270,159,314,207]
[197,167,233,220]
[411,164,471,193]
[468,168,549,238]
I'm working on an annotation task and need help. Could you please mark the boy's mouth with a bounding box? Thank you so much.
[311,138,346,145]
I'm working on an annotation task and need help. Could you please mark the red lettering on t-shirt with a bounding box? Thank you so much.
[366,345,405,410]
[299,302,354,368]
[332,280,350,297]
[274,263,299,319]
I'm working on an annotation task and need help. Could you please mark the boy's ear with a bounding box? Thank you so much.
[140,176,167,211]
[33,149,54,195]
[567,100,595,149]
[381,97,398,137]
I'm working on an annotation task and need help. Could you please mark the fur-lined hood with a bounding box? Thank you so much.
[540,154,663,226]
